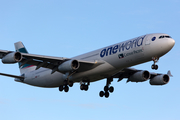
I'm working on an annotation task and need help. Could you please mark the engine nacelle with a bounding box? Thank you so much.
[127,70,150,82]
[150,74,169,85]
[58,59,80,73]
[2,52,22,64]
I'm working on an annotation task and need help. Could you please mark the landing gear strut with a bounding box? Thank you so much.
[99,77,114,98]
[151,57,159,70]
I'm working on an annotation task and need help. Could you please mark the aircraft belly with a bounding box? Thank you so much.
[24,70,63,88]
[69,62,118,82]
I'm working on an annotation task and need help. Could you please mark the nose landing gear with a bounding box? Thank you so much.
[151,57,159,70]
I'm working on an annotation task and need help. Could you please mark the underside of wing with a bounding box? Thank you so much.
[112,67,171,85]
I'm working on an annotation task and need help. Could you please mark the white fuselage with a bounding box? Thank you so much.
[22,33,175,87]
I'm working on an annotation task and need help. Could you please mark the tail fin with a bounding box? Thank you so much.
[167,70,173,77]
[14,42,36,74]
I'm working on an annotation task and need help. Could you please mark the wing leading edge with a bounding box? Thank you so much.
[0,48,104,74]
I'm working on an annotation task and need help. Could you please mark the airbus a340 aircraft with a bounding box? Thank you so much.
[0,33,175,98]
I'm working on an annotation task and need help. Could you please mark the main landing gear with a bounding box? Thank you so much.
[80,80,90,91]
[59,79,74,92]
[59,71,76,92]
[151,57,159,70]
[59,79,90,92]
[99,77,114,98]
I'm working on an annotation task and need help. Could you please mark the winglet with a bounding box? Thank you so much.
[167,70,173,77]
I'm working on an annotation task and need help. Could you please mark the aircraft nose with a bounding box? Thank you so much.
[164,38,175,53]
[169,38,175,48]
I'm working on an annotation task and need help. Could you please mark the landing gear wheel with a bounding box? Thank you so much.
[69,81,74,87]
[99,91,104,97]
[151,64,155,69]
[105,92,109,98]
[155,65,158,70]
[59,85,63,91]
[109,86,114,93]
[80,84,84,90]
[84,85,88,91]
[104,86,109,91]
[64,85,69,92]
[80,80,90,91]
[151,64,158,70]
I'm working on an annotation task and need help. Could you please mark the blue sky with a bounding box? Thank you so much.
[0,0,180,120]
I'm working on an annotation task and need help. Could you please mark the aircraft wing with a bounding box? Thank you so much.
[0,50,104,73]
[113,67,139,82]
[113,67,172,82]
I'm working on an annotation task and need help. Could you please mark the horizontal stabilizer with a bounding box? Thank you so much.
[0,72,24,79]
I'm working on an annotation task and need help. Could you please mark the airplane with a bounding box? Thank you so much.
[0,33,175,98]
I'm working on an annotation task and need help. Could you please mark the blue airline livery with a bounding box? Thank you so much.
[100,35,145,58]
[0,33,175,98]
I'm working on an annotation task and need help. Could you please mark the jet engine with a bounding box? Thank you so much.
[2,52,22,64]
[127,70,150,82]
[58,59,80,73]
[150,74,169,85]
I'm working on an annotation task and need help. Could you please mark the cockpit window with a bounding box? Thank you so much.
[159,36,164,39]
[159,35,171,39]
[165,36,171,38]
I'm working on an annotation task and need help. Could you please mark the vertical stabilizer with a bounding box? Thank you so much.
[14,41,36,74]
[167,70,173,77]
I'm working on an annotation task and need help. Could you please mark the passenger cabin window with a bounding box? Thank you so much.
[159,35,171,39]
